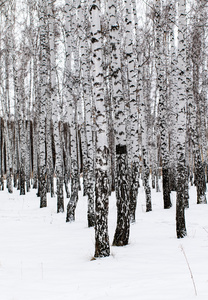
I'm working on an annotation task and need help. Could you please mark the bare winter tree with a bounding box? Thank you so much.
[176,0,187,238]
[191,0,207,204]
[78,0,95,227]
[124,0,140,222]
[1,0,208,248]
[48,0,64,213]
[65,0,80,222]
[38,0,48,208]
[154,0,172,209]
[107,0,130,247]
[90,0,110,258]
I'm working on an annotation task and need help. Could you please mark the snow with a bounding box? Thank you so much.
[0,180,208,300]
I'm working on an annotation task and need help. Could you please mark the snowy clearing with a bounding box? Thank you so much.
[0,180,208,300]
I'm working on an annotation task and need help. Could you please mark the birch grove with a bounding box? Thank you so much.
[0,0,208,257]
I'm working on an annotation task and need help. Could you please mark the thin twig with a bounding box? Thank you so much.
[180,245,197,296]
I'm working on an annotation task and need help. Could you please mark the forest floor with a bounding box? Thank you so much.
[0,179,208,300]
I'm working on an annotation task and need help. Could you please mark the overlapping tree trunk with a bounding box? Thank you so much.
[108,0,131,246]
[191,0,207,204]
[78,0,95,227]
[65,0,79,222]
[155,0,172,209]
[48,0,64,213]
[124,0,139,221]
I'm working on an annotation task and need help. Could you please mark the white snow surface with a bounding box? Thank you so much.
[0,180,208,300]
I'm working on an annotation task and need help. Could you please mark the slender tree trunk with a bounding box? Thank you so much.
[124,0,139,221]
[141,52,152,212]
[48,0,64,212]
[65,0,79,221]
[90,0,110,257]
[39,0,48,208]
[176,0,187,238]
[191,0,207,204]
[108,0,131,245]
[155,0,172,209]
[78,0,95,227]
[168,1,177,192]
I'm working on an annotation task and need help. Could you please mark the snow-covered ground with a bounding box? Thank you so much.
[0,180,208,300]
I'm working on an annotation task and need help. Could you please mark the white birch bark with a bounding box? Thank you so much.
[78,0,95,227]
[140,53,152,212]
[155,0,172,209]
[12,41,28,196]
[191,0,207,204]
[25,120,31,193]
[107,0,131,245]
[39,0,48,208]
[124,0,139,220]
[45,21,54,198]
[3,9,13,193]
[90,0,110,257]
[27,0,39,190]
[65,0,79,222]
[11,25,20,190]
[48,0,64,212]
[197,0,207,167]
[168,1,177,192]
[176,0,187,238]
[32,52,39,190]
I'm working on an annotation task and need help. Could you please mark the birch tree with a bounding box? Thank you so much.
[27,0,39,190]
[140,50,152,213]
[176,0,187,238]
[78,0,95,227]
[155,0,172,209]
[48,0,64,212]
[38,0,48,208]
[107,0,130,246]
[168,1,177,192]
[90,0,110,257]
[124,0,139,221]
[65,0,79,222]
[191,0,207,204]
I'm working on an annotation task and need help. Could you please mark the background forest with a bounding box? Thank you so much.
[0,0,208,260]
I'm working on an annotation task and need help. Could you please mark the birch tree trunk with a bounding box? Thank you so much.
[39,0,48,208]
[176,0,187,238]
[124,0,139,220]
[107,0,131,246]
[155,0,172,209]
[78,0,95,227]
[168,1,177,192]
[65,0,79,222]
[16,47,28,196]
[198,0,207,172]
[90,0,110,257]
[191,0,207,204]
[32,55,39,190]
[48,0,64,212]
[3,9,13,194]
[28,0,39,190]
[11,21,20,191]
[140,53,152,212]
